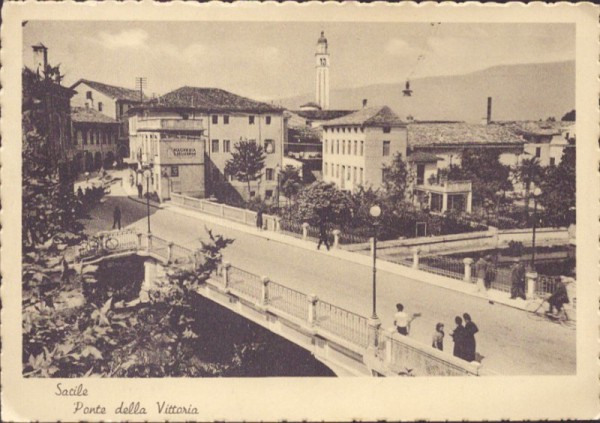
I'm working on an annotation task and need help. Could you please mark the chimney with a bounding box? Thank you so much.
[487,97,492,125]
[362,99,368,108]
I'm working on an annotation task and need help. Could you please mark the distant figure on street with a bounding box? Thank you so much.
[61,255,70,284]
[129,174,135,187]
[317,219,330,251]
[76,186,84,198]
[256,209,264,230]
[474,255,489,293]
[510,257,527,300]
[85,172,90,183]
[112,205,122,230]
[137,183,143,199]
[547,279,570,316]
[451,316,466,360]
[462,313,479,362]
[432,322,445,351]
[484,254,496,290]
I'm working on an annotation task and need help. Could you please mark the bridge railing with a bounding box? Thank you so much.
[228,265,263,302]
[315,301,369,348]
[268,281,309,322]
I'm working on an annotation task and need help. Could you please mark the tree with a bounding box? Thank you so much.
[538,142,575,226]
[224,139,266,198]
[513,157,543,217]
[279,165,302,206]
[294,181,353,226]
[561,109,576,122]
[381,152,412,205]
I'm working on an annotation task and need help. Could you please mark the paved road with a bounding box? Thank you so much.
[84,176,576,376]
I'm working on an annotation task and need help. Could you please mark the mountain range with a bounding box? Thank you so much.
[276,61,575,123]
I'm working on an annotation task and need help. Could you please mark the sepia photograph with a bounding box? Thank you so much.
[1,2,598,422]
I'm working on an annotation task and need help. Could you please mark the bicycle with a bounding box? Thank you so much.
[525,296,575,328]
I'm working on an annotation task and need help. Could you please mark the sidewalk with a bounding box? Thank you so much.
[159,199,539,314]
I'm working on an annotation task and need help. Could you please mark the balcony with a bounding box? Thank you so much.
[416,179,472,194]
[138,119,205,132]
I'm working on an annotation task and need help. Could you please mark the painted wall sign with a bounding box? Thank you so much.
[169,147,196,157]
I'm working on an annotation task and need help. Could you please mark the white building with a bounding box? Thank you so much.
[129,86,286,201]
[322,106,407,192]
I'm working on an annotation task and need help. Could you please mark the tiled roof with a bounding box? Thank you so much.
[71,107,120,124]
[71,79,147,102]
[407,152,442,162]
[288,126,322,144]
[299,101,321,109]
[322,106,405,127]
[408,122,524,147]
[293,109,356,121]
[497,121,563,136]
[153,86,284,113]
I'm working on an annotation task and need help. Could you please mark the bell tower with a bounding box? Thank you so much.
[315,31,330,110]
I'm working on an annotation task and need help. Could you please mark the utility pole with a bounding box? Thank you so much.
[135,77,147,103]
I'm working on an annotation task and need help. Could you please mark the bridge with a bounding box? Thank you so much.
[77,229,484,377]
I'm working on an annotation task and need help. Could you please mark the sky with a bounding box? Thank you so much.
[23,21,575,103]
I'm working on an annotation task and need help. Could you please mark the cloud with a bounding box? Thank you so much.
[97,29,149,50]
[385,38,421,56]
[154,42,207,64]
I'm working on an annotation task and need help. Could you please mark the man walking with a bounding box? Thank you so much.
[474,255,488,293]
[510,257,527,300]
[112,205,122,230]
[317,219,330,251]
[256,209,264,231]
[137,183,143,199]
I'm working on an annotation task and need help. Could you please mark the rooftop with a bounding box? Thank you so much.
[71,79,147,102]
[293,109,356,121]
[149,86,284,113]
[71,107,120,124]
[407,122,525,147]
[322,106,405,128]
[407,152,442,162]
[497,120,567,137]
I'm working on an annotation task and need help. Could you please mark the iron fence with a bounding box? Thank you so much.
[315,301,369,348]
[418,255,465,281]
[268,281,309,321]
[536,274,563,297]
[228,266,262,302]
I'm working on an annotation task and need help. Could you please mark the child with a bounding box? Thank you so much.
[432,322,445,351]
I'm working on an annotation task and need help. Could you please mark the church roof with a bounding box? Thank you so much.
[71,79,147,102]
[322,106,405,128]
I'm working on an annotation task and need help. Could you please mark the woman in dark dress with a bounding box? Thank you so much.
[451,316,466,360]
[462,313,479,362]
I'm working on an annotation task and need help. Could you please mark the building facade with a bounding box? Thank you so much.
[129,86,285,202]
[70,79,146,163]
[70,107,121,173]
[322,106,407,192]
[509,121,574,167]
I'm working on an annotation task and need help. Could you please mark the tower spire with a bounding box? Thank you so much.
[315,31,330,110]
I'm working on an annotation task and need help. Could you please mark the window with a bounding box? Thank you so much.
[342,140,345,155]
[336,164,339,178]
[324,162,328,176]
[212,115,218,124]
[224,115,230,125]
[535,147,541,158]
[324,139,328,154]
[223,139,231,153]
[101,132,106,145]
[360,141,364,156]
[383,141,391,156]
[250,191,256,198]
[86,91,92,100]
[170,166,179,177]
[249,115,255,125]
[266,116,271,125]
[383,126,391,133]
[265,190,273,199]
[416,164,425,185]
[98,102,103,112]
[550,157,556,166]
[347,167,351,180]
[82,130,87,145]
[212,139,219,153]
[266,168,274,181]
[353,167,357,183]
[264,139,275,154]
[336,140,340,154]
[353,140,357,155]
[382,168,390,182]
[360,168,364,184]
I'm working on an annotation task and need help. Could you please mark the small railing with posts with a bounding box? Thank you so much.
[536,274,563,297]
[418,255,465,281]
[228,265,263,302]
[268,281,309,321]
[315,301,369,348]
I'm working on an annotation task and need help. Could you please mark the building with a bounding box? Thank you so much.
[23,44,76,181]
[70,79,146,163]
[129,86,286,201]
[315,31,330,110]
[70,106,121,173]
[506,120,574,167]
[322,106,407,192]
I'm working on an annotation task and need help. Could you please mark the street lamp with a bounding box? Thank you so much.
[369,204,381,319]
[143,167,152,233]
[275,163,281,208]
[530,187,542,270]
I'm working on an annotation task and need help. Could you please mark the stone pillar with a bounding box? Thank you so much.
[442,193,448,213]
[412,247,420,269]
[367,317,381,350]
[463,258,474,282]
[308,294,318,326]
[302,222,310,240]
[261,276,270,306]
[332,229,341,249]
[466,191,473,213]
[167,242,174,263]
[526,272,538,300]
[140,259,156,303]
[275,217,281,232]
[384,327,395,366]
[137,232,143,249]
[222,261,231,290]
[146,233,153,252]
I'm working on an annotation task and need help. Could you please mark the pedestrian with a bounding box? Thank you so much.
[547,279,569,316]
[256,208,264,230]
[85,172,90,184]
[510,257,527,300]
[112,205,122,230]
[462,313,479,362]
[60,255,70,284]
[484,254,496,290]
[474,255,488,293]
[317,219,330,251]
[76,186,84,198]
[129,174,135,187]
[137,183,143,199]
[451,315,466,360]
[432,322,445,351]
